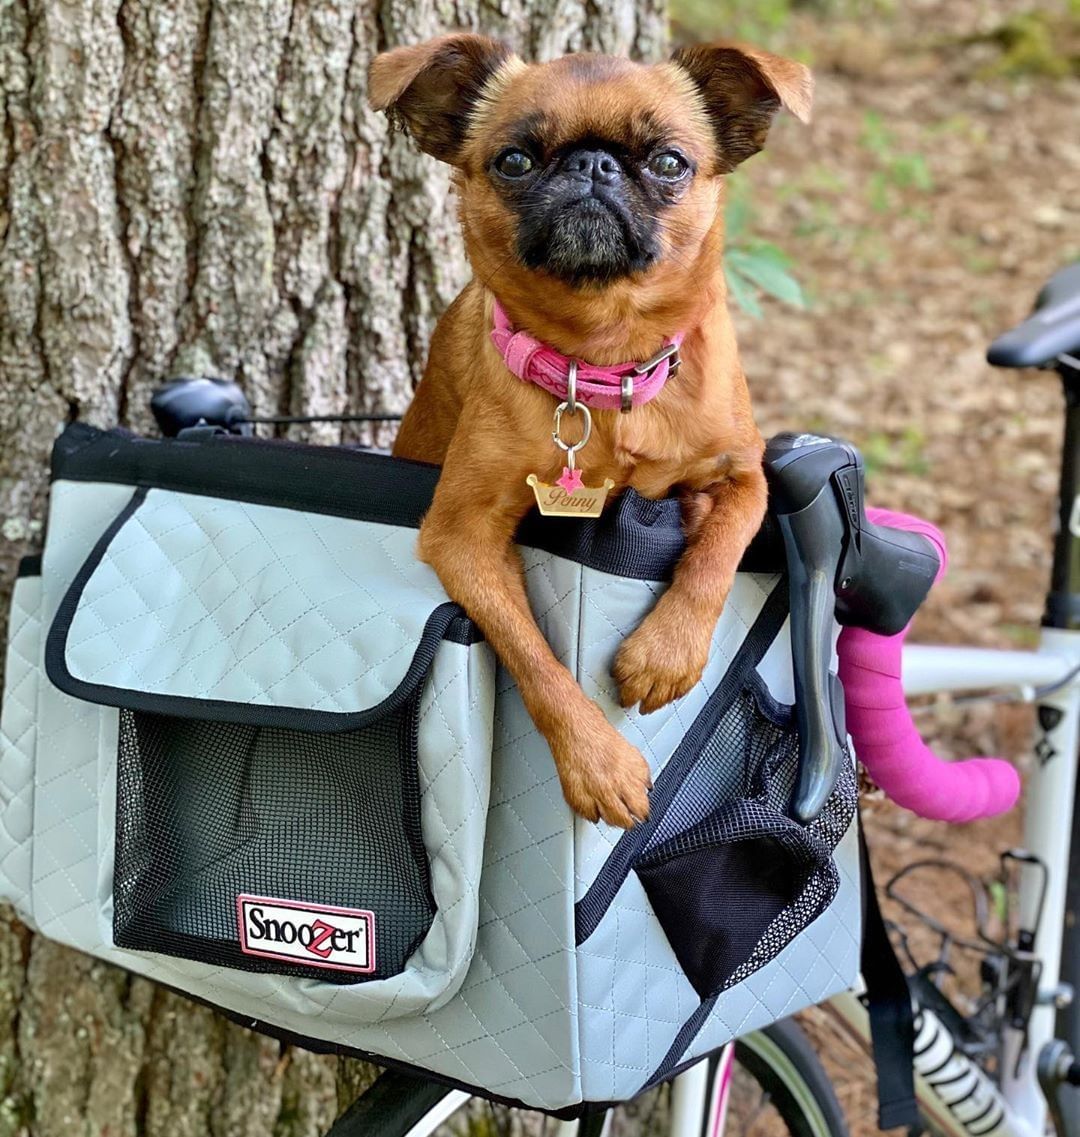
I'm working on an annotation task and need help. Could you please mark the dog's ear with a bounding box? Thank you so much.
[671,42,812,172]
[368,34,517,164]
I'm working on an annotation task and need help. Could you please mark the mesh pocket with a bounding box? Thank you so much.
[114,702,434,983]
[634,675,856,997]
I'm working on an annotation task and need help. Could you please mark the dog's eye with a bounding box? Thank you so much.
[495,150,535,178]
[647,152,689,180]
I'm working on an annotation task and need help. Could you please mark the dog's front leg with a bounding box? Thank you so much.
[614,462,768,713]
[418,443,652,828]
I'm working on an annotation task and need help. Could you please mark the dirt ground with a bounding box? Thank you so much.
[717,0,1080,1130]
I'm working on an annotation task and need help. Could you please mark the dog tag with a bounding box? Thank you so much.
[533,377,614,518]
[527,473,615,518]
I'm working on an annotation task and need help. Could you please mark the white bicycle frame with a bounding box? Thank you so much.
[632,629,1080,1137]
[883,630,1079,1137]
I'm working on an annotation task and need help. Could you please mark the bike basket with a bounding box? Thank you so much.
[0,422,860,1113]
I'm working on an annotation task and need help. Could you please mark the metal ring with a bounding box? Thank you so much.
[552,401,592,453]
[567,359,578,415]
[620,374,634,414]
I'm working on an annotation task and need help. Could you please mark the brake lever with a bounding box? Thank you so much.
[764,434,853,821]
[764,433,940,821]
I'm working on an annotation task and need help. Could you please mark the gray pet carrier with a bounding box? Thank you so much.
[0,422,860,1113]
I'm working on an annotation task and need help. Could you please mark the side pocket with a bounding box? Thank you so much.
[632,673,856,999]
[112,700,435,983]
[43,485,496,1016]
[109,623,493,1004]
[636,799,838,999]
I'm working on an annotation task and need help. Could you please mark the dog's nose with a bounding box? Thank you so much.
[563,148,622,186]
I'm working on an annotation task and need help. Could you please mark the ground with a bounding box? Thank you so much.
[713,0,1079,1129]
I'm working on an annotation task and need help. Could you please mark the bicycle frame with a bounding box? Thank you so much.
[802,622,1078,1137]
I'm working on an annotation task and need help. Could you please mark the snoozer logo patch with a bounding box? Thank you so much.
[237,894,375,974]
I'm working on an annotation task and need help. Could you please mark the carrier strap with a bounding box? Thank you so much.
[323,1069,454,1137]
[861,830,920,1131]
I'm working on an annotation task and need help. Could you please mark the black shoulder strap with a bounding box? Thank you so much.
[861,828,920,1131]
[324,1069,453,1136]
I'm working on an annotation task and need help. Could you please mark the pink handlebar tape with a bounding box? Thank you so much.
[838,509,1021,822]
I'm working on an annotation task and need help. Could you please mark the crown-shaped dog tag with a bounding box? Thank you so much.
[527,473,615,518]
[529,376,614,519]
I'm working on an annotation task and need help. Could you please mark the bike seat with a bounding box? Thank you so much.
[987,261,1080,368]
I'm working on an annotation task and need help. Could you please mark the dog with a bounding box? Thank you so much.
[368,35,811,828]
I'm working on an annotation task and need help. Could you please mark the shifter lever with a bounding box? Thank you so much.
[763,433,939,821]
[764,434,854,822]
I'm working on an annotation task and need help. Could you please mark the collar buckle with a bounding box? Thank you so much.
[622,344,681,413]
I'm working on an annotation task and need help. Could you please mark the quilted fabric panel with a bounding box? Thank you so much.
[60,487,455,715]
[576,871,701,1099]
[571,570,780,899]
[0,573,44,920]
[39,531,498,1022]
[567,565,858,1103]
[575,810,860,1102]
[19,475,856,1113]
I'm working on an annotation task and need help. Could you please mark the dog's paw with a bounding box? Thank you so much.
[554,715,652,828]
[614,605,712,714]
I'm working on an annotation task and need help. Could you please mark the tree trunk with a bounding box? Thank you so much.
[0,1,666,1132]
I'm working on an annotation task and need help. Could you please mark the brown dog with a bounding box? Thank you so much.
[368,36,811,828]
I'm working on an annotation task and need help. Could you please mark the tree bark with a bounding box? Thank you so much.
[0,0,666,1132]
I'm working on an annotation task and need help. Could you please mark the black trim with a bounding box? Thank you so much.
[747,669,795,729]
[574,581,790,945]
[963,1098,998,1130]
[940,1079,979,1108]
[643,996,718,1089]
[16,554,41,579]
[49,423,786,583]
[444,612,484,645]
[914,1026,940,1058]
[926,1067,972,1089]
[44,487,480,732]
[921,1046,957,1079]
[51,422,443,531]
[399,693,438,955]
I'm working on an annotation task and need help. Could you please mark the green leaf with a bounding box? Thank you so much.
[726,246,806,308]
[724,265,764,318]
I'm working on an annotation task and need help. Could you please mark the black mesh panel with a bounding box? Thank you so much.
[114,703,434,983]
[635,676,856,998]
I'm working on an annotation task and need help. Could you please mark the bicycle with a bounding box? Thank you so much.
[311,262,1080,1137]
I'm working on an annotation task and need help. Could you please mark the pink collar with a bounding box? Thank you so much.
[490,299,683,413]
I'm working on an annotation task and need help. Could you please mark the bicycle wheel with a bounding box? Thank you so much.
[332,1017,848,1137]
[731,1018,849,1137]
